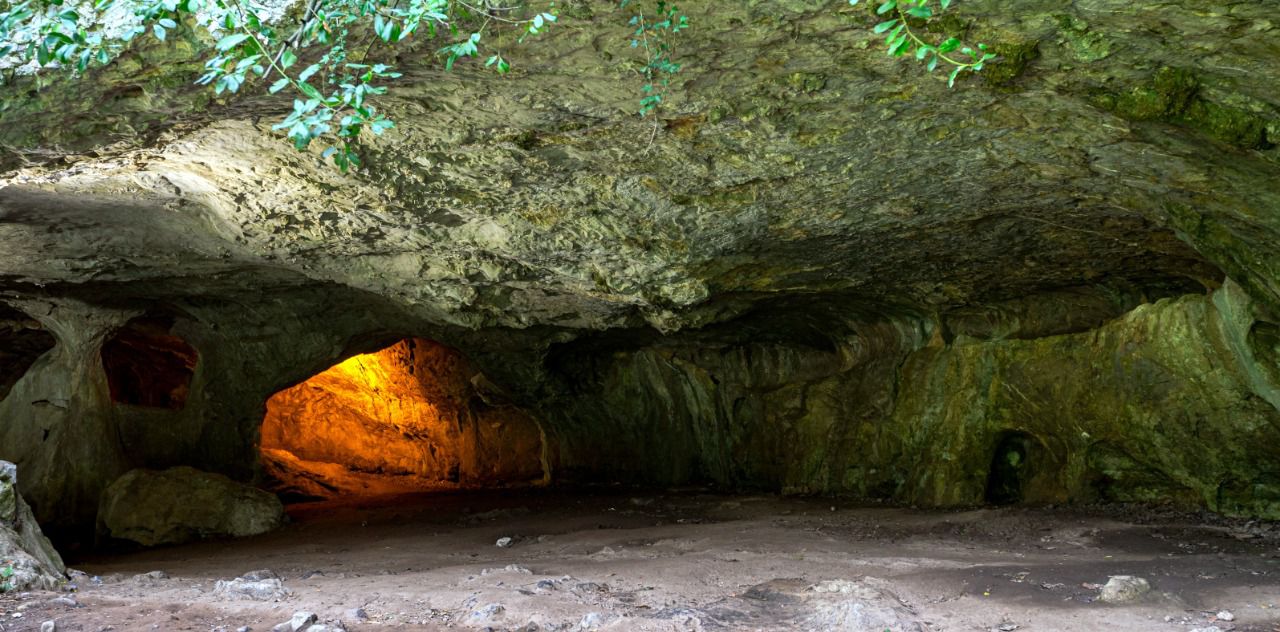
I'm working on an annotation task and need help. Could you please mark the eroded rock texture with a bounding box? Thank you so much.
[0,0,1277,539]
[0,461,66,591]
[98,466,285,546]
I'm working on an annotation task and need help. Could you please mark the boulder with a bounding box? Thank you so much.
[98,466,284,546]
[0,461,66,591]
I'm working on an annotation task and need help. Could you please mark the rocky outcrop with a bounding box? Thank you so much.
[98,466,285,546]
[0,0,1277,535]
[0,461,65,591]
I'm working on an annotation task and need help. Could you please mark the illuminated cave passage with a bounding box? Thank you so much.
[259,337,546,500]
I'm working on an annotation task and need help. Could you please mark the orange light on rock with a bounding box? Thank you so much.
[260,338,545,500]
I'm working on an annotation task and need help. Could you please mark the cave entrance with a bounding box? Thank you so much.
[985,431,1037,505]
[259,337,546,501]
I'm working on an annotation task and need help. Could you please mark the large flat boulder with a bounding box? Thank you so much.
[0,461,65,591]
[98,466,285,546]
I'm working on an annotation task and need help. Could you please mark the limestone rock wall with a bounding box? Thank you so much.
[0,0,1279,536]
[540,285,1280,517]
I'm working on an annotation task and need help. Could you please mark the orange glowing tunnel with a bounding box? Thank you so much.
[259,338,547,500]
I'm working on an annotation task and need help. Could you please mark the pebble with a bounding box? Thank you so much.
[495,537,514,548]
[236,627,252,632]
[40,622,55,632]
[1216,610,1235,621]
[1190,627,1222,632]
[344,608,368,621]
[49,597,77,608]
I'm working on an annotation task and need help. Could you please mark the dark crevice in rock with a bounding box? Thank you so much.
[101,314,200,410]
[0,304,57,403]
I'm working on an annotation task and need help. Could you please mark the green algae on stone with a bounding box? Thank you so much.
[1098,67,1272,149]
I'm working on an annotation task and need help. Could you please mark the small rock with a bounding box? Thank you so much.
[240,569,278,581]
[1216,610,1235,622]
[495,537,514,548]
[344,607,368,621]
[1190,627,1223,632]
[579,612,610,629]
[1099,576,1151,603]
[236,627,252,632]
[481,564,531,576]
[40,622,55,632]
[468,603,505,624]
[49,597,77,608]
[214,577,289,601]
[535,579,557,591]
[287,611,317,631]
[132,570,168,583]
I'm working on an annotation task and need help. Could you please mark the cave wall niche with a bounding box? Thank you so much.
[260,337,546,500]
[0,304,56,402]
[100,314,199,410]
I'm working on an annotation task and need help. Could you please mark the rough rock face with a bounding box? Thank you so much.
[542,284,1280,516]
[0,0,1277,537]
[98,467,285,546]
[0,461,66,591]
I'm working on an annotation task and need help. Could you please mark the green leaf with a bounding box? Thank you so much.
[269,77,288,93]
[216,33,249,51]
[152,24,166,41]
[281,49,296,69]
[875,0,896,15]
[298,82,322,99]
[873,19,897,34]
[297,63,320,82]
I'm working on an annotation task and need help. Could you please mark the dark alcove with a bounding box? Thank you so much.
[101,315,199,410]
[0,305,57,402]
[985,431,1037,505]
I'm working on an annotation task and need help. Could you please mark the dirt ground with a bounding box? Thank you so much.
[3,490,1280,631]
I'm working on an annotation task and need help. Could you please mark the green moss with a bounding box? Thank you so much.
[1113,67,1199,120]
[1181,100,1269,148]
[1053,13,1112,62]
[980,37,1039,88]
[1100,67,1272,149]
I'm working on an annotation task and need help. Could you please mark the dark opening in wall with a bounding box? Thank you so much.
[985,431,1037,505]
[101,315,198,410]
[260,337,545,501]
[0,305,56,402]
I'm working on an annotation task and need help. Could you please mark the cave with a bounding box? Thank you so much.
[984,432,1036,506]
[259,337,546,501]
[1,1,1280,629]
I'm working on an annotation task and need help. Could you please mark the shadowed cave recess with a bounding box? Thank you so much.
[0,0,1279,628]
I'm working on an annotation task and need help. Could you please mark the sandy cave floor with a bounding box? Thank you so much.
[4,490,1280,631]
